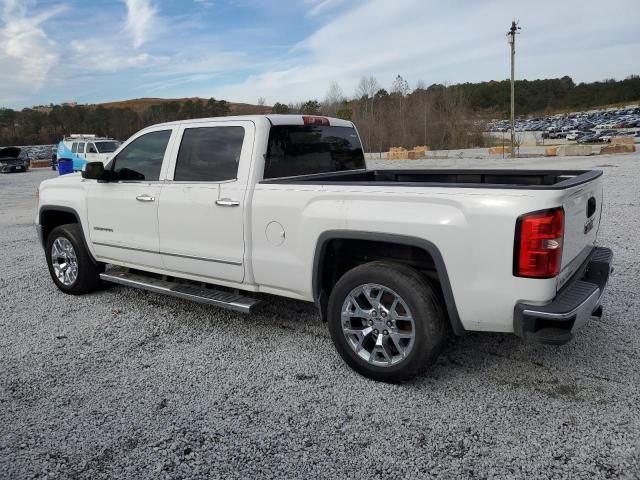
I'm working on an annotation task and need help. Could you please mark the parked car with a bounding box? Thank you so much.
[36,115,613,382]
[566,131,587,141]
[577,133,600,144]
[0,146,29,173]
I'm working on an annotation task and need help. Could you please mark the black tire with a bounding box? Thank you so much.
[327,261,448,382]
[45,224,104,295]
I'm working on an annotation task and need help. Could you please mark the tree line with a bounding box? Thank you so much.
[1,75,638,150]
[455,75,640,115]
[273,74,640,152]
[0,98,230,146]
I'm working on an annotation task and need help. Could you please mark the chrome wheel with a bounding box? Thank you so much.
[51,237,78,286]
[341,283,416,367]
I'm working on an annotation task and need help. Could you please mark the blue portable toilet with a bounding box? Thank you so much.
[57,158,74,175]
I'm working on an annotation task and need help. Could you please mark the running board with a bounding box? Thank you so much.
[100,269,260,313]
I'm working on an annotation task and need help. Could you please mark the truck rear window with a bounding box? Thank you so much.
[264,125,365,179]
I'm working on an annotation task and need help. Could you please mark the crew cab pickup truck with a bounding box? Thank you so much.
[36,115,613,382]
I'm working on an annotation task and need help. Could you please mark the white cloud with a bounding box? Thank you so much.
[69,39,163,72]
[3,0,639,109]
[305,0,346,16]
[123,0,158,48]
[193,0,214,7]
[214,0,640,105]
[0,0,67,100]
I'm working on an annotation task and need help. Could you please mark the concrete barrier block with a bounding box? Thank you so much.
[556,145,592,156]
[488,146,511,155]
[387,147,409,160]
[545,146,558,156]
[412,145,430,152]
[407,149,426,160]
[610,136,635,145]
[600,144,636,154]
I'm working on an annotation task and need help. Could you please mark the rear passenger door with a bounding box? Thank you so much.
[158,120,254,283]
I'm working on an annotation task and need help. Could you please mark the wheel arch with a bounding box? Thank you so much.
[312,230,465,336]
[38,206,98,264]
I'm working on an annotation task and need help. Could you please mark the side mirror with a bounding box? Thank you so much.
[82,162,106,180]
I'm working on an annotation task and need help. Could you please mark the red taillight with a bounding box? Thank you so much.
[514,207,564,278]
[303,116,330,126]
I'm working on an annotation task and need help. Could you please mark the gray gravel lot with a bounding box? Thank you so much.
[1,154,639,479]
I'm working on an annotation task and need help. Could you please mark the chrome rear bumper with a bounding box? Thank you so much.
[514,247,613,345]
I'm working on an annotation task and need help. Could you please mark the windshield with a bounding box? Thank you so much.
[265,125,365,179]
[95,141,120,153]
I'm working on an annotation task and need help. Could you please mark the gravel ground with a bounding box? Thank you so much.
[1,154,639,479]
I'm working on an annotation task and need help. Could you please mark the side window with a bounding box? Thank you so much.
[87,143,98,154]
[174,126,244,182]
[71,143,78,153]
[112,130,172,181]
[78,143,85,153]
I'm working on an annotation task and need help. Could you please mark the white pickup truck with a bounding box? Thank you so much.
[36,114,613,382]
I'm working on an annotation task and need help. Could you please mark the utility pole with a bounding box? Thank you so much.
[507,20,520,158]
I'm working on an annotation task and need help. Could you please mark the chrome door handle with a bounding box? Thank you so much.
[136,194,155,202]
[215,198,240,207]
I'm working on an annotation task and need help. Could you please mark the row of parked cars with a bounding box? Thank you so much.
[488,105,640,136]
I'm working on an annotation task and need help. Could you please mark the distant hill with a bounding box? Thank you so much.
[5,96,273,145]
[93,97,272,115]
[31,97,272,116]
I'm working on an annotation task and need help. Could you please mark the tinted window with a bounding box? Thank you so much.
[112,130,171,181]
[265,125,365,179]
[78,143,85,153]
[95,141,120,153]
[71,142,78,153]
[174,126,244,182]
[86,143,98,154]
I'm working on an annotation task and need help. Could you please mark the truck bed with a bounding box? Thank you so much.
[260,169,602,190]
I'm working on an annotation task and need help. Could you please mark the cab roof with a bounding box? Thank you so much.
[153,114,354,129]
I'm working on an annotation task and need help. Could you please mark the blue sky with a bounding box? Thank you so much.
[1,0,639,109]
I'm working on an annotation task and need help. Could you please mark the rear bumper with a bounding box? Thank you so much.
[0,164,26,173]
[514,246,613,345]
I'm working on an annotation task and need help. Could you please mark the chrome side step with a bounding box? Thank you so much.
[100,269,260,313]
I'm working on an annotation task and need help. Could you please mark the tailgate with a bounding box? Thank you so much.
[557,175,602,289]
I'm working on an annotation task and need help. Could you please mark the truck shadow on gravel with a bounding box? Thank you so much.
[421,328,620,401]
[100,283,618,394]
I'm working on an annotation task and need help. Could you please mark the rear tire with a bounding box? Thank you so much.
[45,224,103,295]
[327,261,448,382]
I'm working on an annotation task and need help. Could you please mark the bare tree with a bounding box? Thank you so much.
[268,75,485,153]
[414,80,429,145]
[354,76,380,152]
[391,75,410,97]
[323,82,344,116]
[391,75,410,145]
[257,97,266,107]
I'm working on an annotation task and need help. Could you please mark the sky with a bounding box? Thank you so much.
[1,0,639,109]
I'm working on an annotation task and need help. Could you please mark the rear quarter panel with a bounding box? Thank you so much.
[250,183,570,332]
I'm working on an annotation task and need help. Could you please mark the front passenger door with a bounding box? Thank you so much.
[85,143,99,162]
[87,128,174,269]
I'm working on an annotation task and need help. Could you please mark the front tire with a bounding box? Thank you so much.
[327,261,448,382]
[45,224,103,295]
